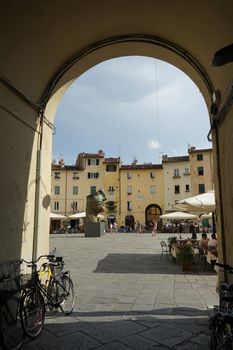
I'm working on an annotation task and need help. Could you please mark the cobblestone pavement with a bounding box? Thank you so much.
[22,233,218,349]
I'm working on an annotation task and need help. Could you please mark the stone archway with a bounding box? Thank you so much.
[0,2,232,268]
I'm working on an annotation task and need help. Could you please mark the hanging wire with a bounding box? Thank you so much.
[154,59,160,144]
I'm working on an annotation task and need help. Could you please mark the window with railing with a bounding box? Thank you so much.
[127,172,132,179]
[54,201,59,210]
[185,184,190,192]
[197,154,203,161]
[174,185,180,194]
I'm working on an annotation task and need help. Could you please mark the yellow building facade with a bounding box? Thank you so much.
[188,147,214,195]
[51,147,213,230]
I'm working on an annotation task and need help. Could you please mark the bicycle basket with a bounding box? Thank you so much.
[0,260,30,293]
[51,260,64,275]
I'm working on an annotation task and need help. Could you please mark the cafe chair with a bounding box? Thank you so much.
[160,241,170,260]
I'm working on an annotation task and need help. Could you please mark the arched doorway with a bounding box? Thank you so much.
[125,215,135,231]
[145,204,162,229]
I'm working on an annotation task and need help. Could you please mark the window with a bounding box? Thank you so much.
[127,186,132,194]
[150,172,155,178]
[127,201,132,211]
[54,186,60,195]
[127,172,132,179]
[198,184,205,193]
[197,154,203,161]
[106,164,117,172]
[150,185,156,194]
[198,166,204,175]
[90,186,96,195]
[185,184,190,192]
[71,201,78,210]
[108,186,114,193]
[173,169,180,177]
[174,185,180,194]
[54,172,60,179]
[88,172,99,178]
[73,172,79,179]
[54,201,59,210]
[73,186,78,195]
[184,168,190,175]
[88,159,99,165]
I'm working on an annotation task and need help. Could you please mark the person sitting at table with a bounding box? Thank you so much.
[199,233,209,254]
[207,233,218,268]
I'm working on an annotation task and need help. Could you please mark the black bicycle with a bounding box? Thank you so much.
[209,262,233,350]
[20,255,74,339]
[0,260,28,350]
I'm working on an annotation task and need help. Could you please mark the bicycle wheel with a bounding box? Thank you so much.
[0,296,24,350]
[57,275,74,315]
[20,288,45,338]
[210,313,232,350]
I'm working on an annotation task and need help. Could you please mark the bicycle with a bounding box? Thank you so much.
[0,260,29,350]
[20,255,74,339]
[209,262,233,350]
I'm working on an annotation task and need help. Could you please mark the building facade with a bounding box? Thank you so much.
[51,147,213,229]
[162,155,191,213]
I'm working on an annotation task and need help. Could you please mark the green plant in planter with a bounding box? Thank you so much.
[176,244,194,262]
[167,236,178,248]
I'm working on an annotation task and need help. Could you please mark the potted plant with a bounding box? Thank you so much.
[176,244,194,271]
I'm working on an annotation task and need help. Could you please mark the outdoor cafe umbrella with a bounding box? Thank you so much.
[175,191,215,212]
[160,211,198,220]
[175,191,216,233]
[50,212,67,220]
[68,212,86,219]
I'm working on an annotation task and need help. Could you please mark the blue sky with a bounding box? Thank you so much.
[52,56,212,165]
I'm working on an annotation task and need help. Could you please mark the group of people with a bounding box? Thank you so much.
[136,220,158,236]
[199,232,218,267]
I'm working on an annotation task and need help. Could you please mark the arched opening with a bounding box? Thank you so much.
[25,35,217,260]
[145,204,162,229]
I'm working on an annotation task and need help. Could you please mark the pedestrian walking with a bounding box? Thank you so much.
[152,220,157,236]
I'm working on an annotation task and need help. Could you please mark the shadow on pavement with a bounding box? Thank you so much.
[93,253,216,275]
[21,307,212,350]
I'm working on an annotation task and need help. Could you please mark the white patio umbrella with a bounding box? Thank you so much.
[50,212,67,220]
[68,211,86,219]
[160,211,198,220]
[200,212,213,219]
[175,190,215,212]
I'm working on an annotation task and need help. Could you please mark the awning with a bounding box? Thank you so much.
[68,212,86,219]
[50,212,67,220]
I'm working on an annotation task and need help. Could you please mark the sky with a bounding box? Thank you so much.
[52,56,212,165]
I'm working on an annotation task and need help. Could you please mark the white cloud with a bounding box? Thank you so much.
[147,139,161,150]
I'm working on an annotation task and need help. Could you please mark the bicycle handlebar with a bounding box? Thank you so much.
[21,254,55,265]
[215,262,233,273]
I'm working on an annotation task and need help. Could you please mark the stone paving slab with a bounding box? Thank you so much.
[20,233,218,349]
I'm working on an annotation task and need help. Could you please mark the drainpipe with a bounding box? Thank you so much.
[32,112,44,261]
